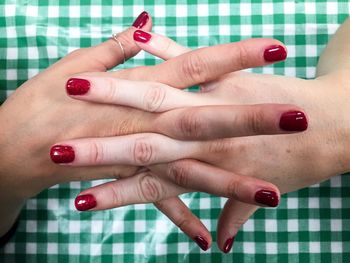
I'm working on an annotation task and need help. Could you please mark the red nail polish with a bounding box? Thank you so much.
[133,30,152,43]
[132,11,149,29]
[279,111,308,131]
[194,235,209,251]
[50,145,75,164]
[75,194,97,211]
[255,190,279,207]
[223,236,235,253]
[264,45,287,62]
[66,78,90,96]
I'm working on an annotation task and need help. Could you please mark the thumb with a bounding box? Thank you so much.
[56,11,152,73]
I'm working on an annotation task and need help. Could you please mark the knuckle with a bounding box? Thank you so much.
[177,109,204,138]
[180,53,208,84]
[176,213,192,232]
[109,183,123,207]
[133,137,155,165]
[106,78,119,102]
[143,84,166,112]
[226,179,240,200]
[236,43,251,69]
[138,173,164,202]
[246,109,266,135]
[167,161,192,187]
[231,217,248,230]
[89,141,105,164]
[117,31,139,58]
[206,139,234,155]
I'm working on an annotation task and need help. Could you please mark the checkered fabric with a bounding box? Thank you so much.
[1,0,350,262]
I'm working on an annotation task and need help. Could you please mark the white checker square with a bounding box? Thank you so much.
[219,25,230,36]
[48,6,59,17]
[178,242,189,254]
[133,6,145,17]
[262,3,274,15]
[28,69,39,78]
[47,198,59,210]
[327,23,339,35]
[47,243,58,254]
[69,220,81,233]
[91,243,102,256]
[331,219,342,231]
[284,24,296,35]
[262,24,274,36]
[287,219,299,232]
[198,25,209,36]
[26,243,37,254]
[262,67,274,74]
[288,242,299,254]
[308,197,319,209]
[26,199,37,209]
[134,204,146,210]
[154,26,166,36]
[308,219,320,231]
[330,175,341,187]
[47,26,59,37]
[26,5,38,17]
[241,24,252,36]
[91,220,103,233]
[327,2,338,15]
[47,220,59,233]
[69,6,80,18]
[220,197,227,206]
[286,45,296,57]
[309,242,320,253]
[240,3,251,16]
[265,219,277,232]
[306,45,317,57]
[25,25,37,37]
[134,220,146,233]
[6,69,17,80]
[201,219,212,231]
[284,2,296,14]
[112,6,123,17]
[90,6,102,18]
[219,3,230,16]
[199,198,211,209]
[154,5,166,17]
[7,48,18,59]
[176,5,187,17]
[6,26,17,38]
[266,242,277,254]
[69,27,81,39]
[243,219,254,231]
[304,3,316,14]
[3,243,15,253]
[113,243,124,254]
[69,243,80,255]
[176,26,188,37]
[112,220,124,233]
[284,67,296,77]
[27,47,39,59]
[243,242,255,254]
[331,242,342,253]
[331,198,341,209]
[47,46,58,58]
[26,220,37,233]
[306,67,316,79]
[287,198,298,209]
[155,243,167,255]
[6,90,14,98]
[5,5,16,16]
[197,4,209,17]
[134,242,145,254]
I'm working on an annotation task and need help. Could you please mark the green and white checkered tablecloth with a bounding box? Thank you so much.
[1,0,350,262]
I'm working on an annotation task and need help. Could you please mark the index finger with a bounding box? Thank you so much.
[115,38,287,89]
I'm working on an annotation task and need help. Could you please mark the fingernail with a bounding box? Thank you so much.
[132,11,149,29]
[194,235,209,251]
[255,190,279,207]
[66,78,90,96]
[75,194,97,211]
[279,111,308,131]
[264,45,287,62]
[223,236,235,253]
[50,145,75,164]
[133,30,152,43]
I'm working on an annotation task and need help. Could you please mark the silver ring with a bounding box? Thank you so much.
[112,33,126,64]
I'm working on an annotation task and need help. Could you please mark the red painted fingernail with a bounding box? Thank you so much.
[66,78,90,96]
[133,30,152,43]
[132,11,149,29]
[50,145,75,164]
[279,111,308,131]
[255,190,279,207]
[264,45,287,62]
[75,194,97,211]
[223,236,235,253]
[194,235,209,251]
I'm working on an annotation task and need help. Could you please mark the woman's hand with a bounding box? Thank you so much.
[62,23,350,253]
